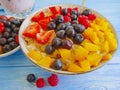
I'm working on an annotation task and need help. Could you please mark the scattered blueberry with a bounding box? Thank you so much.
[27,74,36,82]
[53,59,63,70]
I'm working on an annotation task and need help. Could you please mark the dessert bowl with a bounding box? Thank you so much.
[19,4,118,75]
[0,15,24,58]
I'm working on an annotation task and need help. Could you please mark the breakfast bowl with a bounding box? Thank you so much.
[0,15,24,58]
[19,4,118,75]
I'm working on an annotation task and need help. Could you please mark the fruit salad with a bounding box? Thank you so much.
[0,15,24,55]
[22,6,118,73]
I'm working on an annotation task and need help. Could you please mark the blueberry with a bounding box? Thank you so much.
[45,44,54,54]
[7,37,14,43]
[65,25,74,31]
[66,28,76,38]
[64,22,71,27]
[77,11,82,17]
[62,39,72,49]
[53,59,63,70]
[62,8,68,15]
[27,74,36,82]
[56,23,66,30]
[71,20,78,25]
[4,27,12,33]
[0,34,2,38]
[48,21,56,30]
[70,14,77,20]
[73,34,84,44]
[11,32,17,37]
[9,41,18,49]
[82,9,92,16]
[11,24,17,29]
[52,38,62,48]
[56,30,66,39]
[3,32,10,38]
[3,44,12,53]
[74,24,85,33]
[71,10,78,15]
[4,21,11,27]
[13,27,19,33]
[12,19,21,27]
[0,38,7,45]
[55,15,64,24]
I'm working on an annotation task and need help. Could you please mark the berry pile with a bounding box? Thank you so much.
[27,73,59,88]
[0,15,24,55]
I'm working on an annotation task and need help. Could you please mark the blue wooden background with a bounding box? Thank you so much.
[0,0,120,90]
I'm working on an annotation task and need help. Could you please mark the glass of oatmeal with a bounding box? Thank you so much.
[0,0,35,17]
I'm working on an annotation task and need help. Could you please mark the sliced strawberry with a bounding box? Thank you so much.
[64,15,71,22]
[31,11,45,22]
[23,23,40,38]
[38,17,51,30]
[49,6,62,15]
[36,30,55,44]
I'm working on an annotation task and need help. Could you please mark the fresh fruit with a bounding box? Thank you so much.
[45,44,55,54]
[73,34,84,44]
[88,14,96,21]
[38,17,51,30]
[38,57,54,68]
[62,39,72,49]
[31,11,45,22]
[36,78,45,88]
[15,35,19,44]
[52,38,62,48]
[48,21,56,30]
[64,15,71,22]
[62,8,68,15]
[48,74,59,87]
[68,63,83,72]
[56,30,65,39]
[82,9,92,16]
[49,6,62,15]
[74,24,85,33]
[66,28,75,38]
[56,23,66,30]
[23,23,40,38]
[55,15,64,24]
[0,22,4,33]
[36,30,55,44]
[27,74,36,82]
[0,15,9,21]
[53,59,63,70]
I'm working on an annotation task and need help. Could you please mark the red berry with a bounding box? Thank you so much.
[78,15,88,24]
[88,14,96,20]
[67,8,72,13]
[15,36,19,44]
[0,22,4,27]
[0,27,4,34]
[36,78,45,88]
[48,74,59,87]
[82,20,90,29]
[0,15,9,21]
[64,15,71,22]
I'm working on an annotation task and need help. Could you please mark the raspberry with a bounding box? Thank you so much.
[88,14,96,20]
[64,15,71,22]
[0,15,9,21]
[67,8,72,13]
[0,27,4,34]
[48,74,59,87]
[82,20,90,29]
[36,78,45,88]
[78,15,88,24]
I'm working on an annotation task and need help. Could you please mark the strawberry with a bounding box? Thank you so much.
[49,6,62,15]
[23,23,40,38]
[38,17,51,30]
[31,11,45,22]
[64,15,71,22]
[36,30,55,44]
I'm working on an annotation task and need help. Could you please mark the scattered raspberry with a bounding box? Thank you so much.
[88,14,96,20]
[36,78,45,88]
[64,15,71,22]
[48,74,59,87]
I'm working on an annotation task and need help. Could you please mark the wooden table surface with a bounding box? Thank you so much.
[0,0,120,90]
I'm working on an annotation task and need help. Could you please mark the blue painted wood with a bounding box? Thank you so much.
[0,0,120,90]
